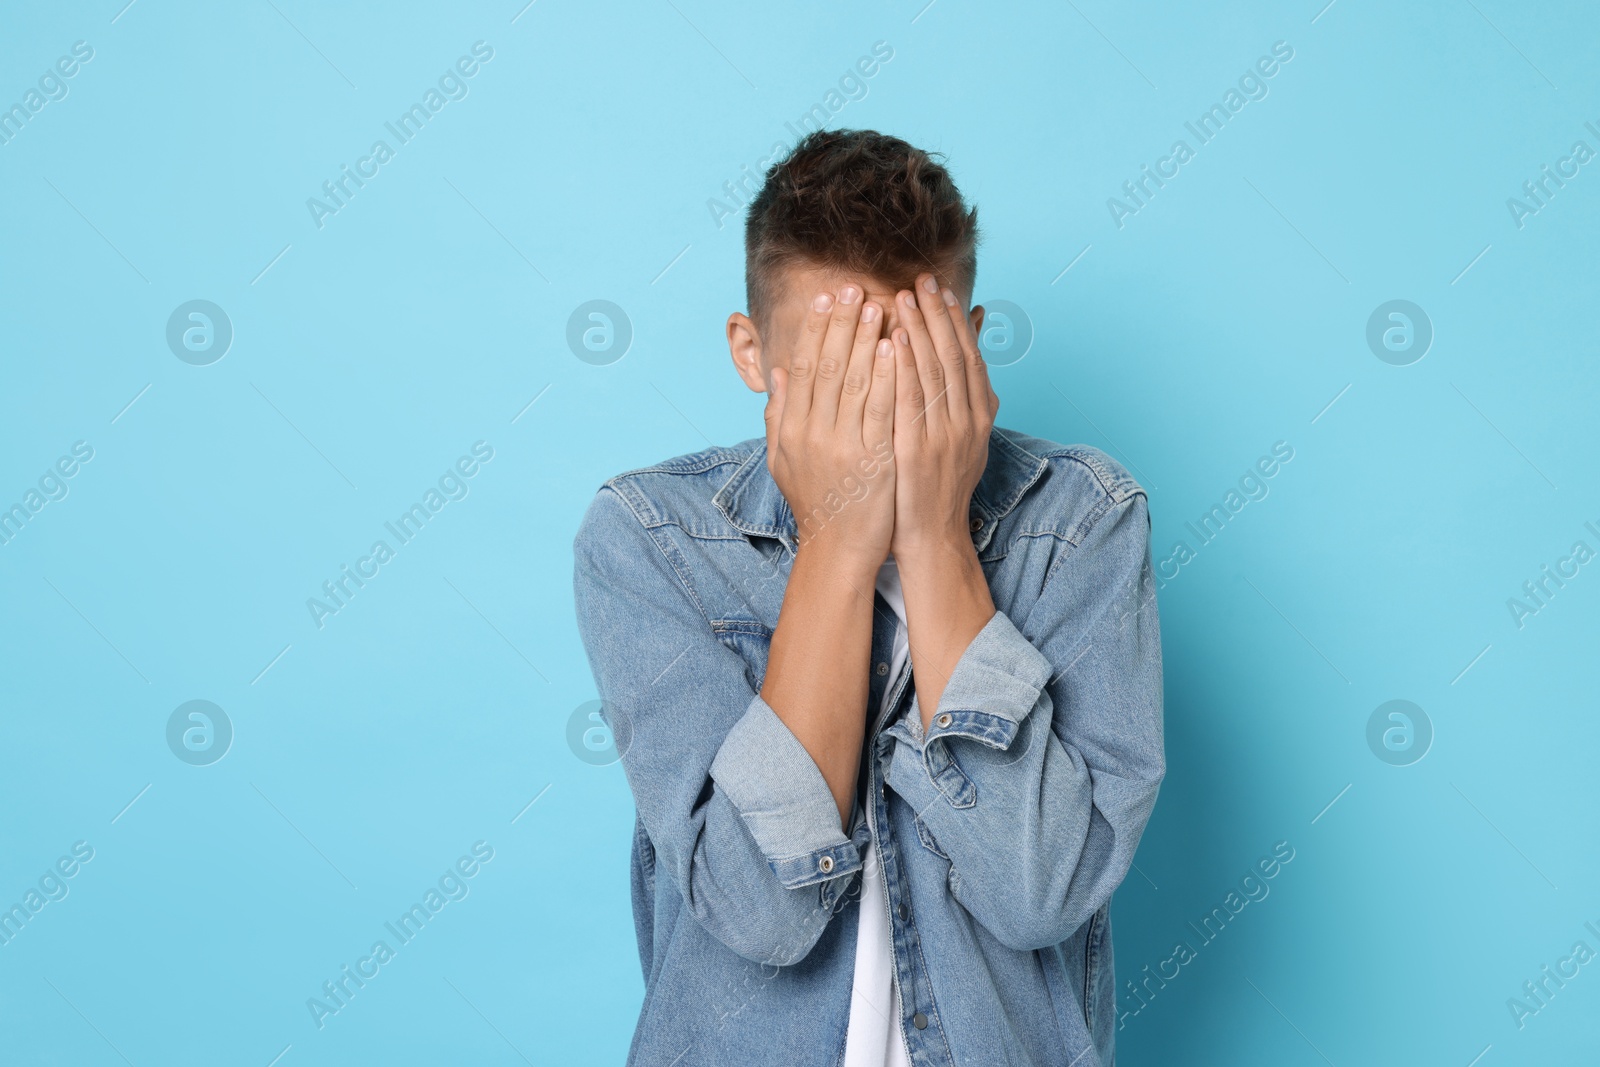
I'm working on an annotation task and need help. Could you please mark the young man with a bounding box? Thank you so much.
[573,129,1164,1066]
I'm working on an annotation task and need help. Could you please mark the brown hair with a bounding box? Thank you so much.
[744,129,980,330]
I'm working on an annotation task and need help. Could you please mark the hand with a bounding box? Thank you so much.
[889,273,999,559]
[764,284,898,574]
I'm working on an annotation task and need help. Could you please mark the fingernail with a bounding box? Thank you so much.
[877,338,892,358]
[900,291,916,308]
[940,287,958,307]
[920,276,938,294]
[813,292,834,312]
[861,303,880,323]
[895,328,909,346]
[839,285,860,304]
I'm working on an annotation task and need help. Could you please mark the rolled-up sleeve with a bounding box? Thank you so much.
[572,485,859,967]
[710,693,863,888]
[887,491,1164,951]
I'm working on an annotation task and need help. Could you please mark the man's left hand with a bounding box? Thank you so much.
[889,272,999,559]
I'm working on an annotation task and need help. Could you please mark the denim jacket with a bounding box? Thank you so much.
[572,425,1164,1066]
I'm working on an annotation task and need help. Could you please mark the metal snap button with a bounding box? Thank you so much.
[876,662,889,676]
[936,712,952,729]
[969,516,982,533]
[819,855,834,873]
[913,1012,928,1029]
[898,904,909,921]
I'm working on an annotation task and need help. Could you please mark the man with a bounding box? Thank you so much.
[573,129,1164,1066]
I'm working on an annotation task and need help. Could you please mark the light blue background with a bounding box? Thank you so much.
[2,1,1596,1064]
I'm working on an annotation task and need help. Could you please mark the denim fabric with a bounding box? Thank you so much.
[572,425,1165,1066]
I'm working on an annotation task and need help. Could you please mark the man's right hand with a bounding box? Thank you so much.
[758,283,897,831]
[763,284,897,573]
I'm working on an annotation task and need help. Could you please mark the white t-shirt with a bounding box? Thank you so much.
[842,555,914,1067]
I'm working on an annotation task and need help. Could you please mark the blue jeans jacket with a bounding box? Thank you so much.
[572,425,1164,1066]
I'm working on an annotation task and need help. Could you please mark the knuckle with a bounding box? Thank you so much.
[842,371,868,396]
[866,400,892,421]
[816,356,841,379]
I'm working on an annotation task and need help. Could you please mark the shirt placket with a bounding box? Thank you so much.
[863,594,953,1067]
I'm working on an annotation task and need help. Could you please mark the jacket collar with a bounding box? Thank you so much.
[711,427,1049,555]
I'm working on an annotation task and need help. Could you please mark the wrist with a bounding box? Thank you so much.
[792,533,885,587]
[892,522,976,569]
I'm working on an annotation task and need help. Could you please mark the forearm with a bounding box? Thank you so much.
[760,542,878,830]
[897,532,996,732]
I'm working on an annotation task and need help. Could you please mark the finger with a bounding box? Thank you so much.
[785,290,834,427]
[862,334,895,451]
[951,294,994,427]
[892,324,926,442]
[810,284,864,428]
[895,289,947,432]
[837,298,884,428]
[913,274,970,418]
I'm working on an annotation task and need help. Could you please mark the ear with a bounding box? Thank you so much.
[968,303,999,416]
[727,312,768,393]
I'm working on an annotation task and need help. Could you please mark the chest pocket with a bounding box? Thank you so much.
[913,811,962,896]
[914,812,949,860]
[710,619,773,692]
